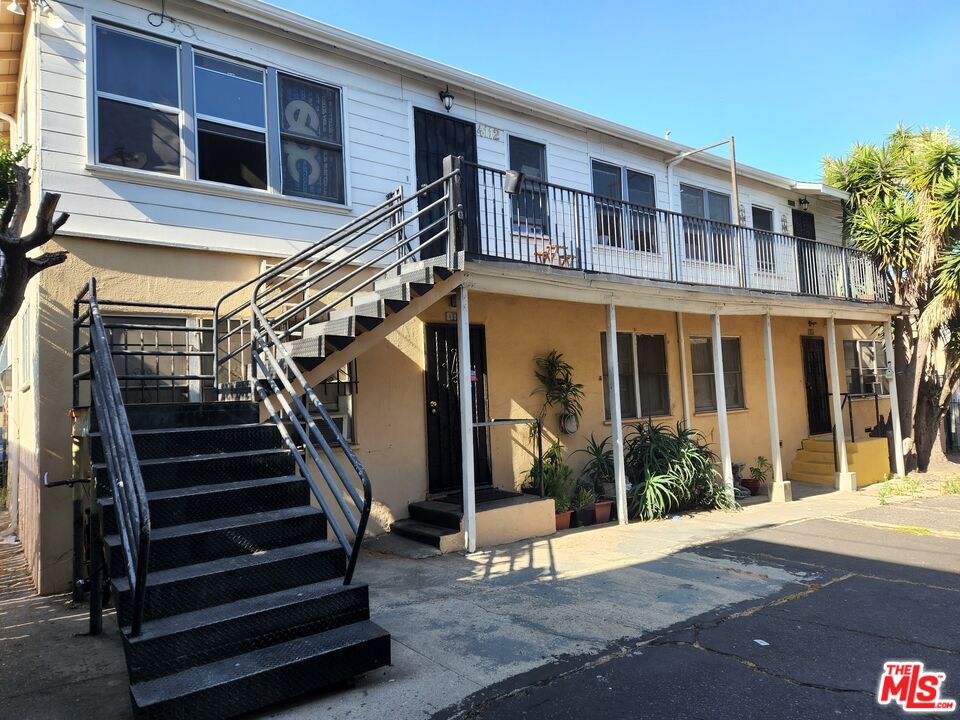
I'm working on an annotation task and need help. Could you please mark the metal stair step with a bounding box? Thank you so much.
[104,506,326,576]
[99,475,309,533]
[93,402,259,432]
[94,448,295,495]
[91,423,283,462]
[113,540,345,626]
[129,620,390,719]
[284,333,355,360]
[124,579,370,683]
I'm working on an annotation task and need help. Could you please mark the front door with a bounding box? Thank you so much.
[801,336,832,435]
[424,324,492,494]
[413,108,480,257]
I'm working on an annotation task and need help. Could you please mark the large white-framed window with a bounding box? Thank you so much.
[680,183,734,265]
[94,24,182,175]
[600,332,671,419]
[91,22,348,206]
[690,336,744,412]
[844,339,889,396]
[194,52,268,189]
[592,160,658,252]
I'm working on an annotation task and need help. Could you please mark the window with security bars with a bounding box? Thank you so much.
[844,339,889,395]
[103,315,212,404]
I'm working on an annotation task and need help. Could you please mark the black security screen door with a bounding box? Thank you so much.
[802,336,832,435]
[424,324,492,494]
[413,108,479,257]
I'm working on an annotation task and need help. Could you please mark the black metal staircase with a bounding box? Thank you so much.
[72,157,467,718]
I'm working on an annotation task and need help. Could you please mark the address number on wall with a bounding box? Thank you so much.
[477,123,502,142]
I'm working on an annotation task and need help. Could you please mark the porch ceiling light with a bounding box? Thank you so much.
[4,1,23,15]
[438,85,454,112]
[5,0,63,28]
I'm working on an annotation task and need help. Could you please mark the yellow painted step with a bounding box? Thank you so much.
[786,471,835,486]
[791,459,835,476]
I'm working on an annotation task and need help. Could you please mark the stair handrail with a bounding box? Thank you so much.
[213,167,459,386]
[245,156,463,583]
[78,277,151,637]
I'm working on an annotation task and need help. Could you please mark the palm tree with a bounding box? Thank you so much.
[824,126,960,470]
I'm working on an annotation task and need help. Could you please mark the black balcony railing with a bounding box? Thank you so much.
[465,162,887,302]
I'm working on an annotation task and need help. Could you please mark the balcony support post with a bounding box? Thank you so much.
[676,311,692,429]
[711,312,735,503]
[884,318,906,478]
[826,315,856,491]
[606,303,629,526]
[457,285,477,551]
[762,313,791,502]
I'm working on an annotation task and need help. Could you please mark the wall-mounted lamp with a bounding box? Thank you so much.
[438,85,454,113]
[4,0,64,28]
[798,195,810,212]
[738,203,746,224]
[780,213,789,234]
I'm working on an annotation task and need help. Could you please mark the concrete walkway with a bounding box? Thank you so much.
[260,487,879,719]
[0,489,883,719]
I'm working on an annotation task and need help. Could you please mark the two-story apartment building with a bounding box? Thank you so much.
[1,0,907,714]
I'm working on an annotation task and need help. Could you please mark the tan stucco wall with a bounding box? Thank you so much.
[10,236,893,591]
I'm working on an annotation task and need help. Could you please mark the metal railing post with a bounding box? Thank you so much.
[443,154,463,266]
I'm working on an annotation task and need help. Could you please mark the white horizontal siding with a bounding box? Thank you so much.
[37,0,843,258]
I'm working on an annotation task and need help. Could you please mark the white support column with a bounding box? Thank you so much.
[676,312,692,429]
[826,316,857,491]
[711,313,735,500]
[606,303,629,525]
[762,314,791,502]
[884,318,906,478]
[457,285,477,551]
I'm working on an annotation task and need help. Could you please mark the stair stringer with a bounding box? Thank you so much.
[259,270,464,413]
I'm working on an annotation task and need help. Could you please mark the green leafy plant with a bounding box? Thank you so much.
[574,434,614,495]
[942,475,960,495]
[533,350,584,431]
[526,440,575,513]
[623,421,734,520]
[571,485,596,511]
[749,456,771,486]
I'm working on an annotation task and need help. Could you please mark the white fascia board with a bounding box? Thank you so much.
[793,182,850,201]
[193,0,805,191]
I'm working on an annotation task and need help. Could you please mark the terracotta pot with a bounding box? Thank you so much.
[593,500,614,524]
[555,510,574,531]
[741,479,764,496]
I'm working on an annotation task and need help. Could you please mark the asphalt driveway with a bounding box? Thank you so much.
[434,496,960,719]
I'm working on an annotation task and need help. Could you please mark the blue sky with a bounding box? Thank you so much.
[269,0,958,181]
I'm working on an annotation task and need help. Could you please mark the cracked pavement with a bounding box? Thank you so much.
[432,497,960,720]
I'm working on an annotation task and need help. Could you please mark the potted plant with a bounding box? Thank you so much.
[575,434,615,523]
[526,441,576,531]
[571,485,596,528]
[554,494,574,530]
[533,350,584,434]
[743,456,770,496]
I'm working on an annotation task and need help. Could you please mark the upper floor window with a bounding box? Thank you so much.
[508,136,548,233]
[94,25,181,174]
[92,24,347,205]
[194,54,268,189]
[592,160,657,252]
[752,205,776,273]
[690,336,744,412]
[680,183,734,264]
[279,75,345,204]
